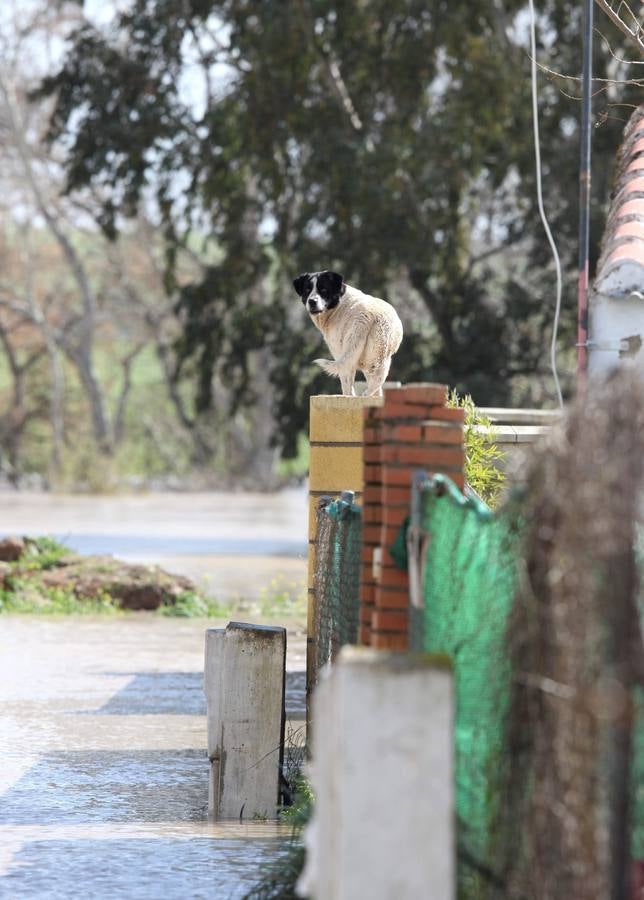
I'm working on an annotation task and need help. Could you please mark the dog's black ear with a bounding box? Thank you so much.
[292,273,310,298]
[326,271,345,295]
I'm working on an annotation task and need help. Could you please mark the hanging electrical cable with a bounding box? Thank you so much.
[528,0,565,409]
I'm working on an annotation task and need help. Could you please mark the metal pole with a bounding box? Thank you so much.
[577,0,594,382]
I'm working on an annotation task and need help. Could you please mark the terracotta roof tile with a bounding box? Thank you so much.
[606,242,644,265]
[615,220,644,241]
[595,104,644,297]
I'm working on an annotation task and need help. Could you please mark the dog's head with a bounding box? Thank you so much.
[292,270,346,316]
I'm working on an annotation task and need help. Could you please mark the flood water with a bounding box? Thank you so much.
[0,488,308,599]
[0,490,309,898]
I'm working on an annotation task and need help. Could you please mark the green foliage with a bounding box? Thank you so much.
[34,0,640,459]
[0,579,119,615]
[279,777,314,827]
[448,392,506,508]
[244,778,313,900]
[258,577,307,619]
[276,435,310,483]
[159,591,234,618]
[21,536,70,571]
[158,579,306,619]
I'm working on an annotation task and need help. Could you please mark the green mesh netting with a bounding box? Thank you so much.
[313,495,362,682]
[415,475,517,894]
[412,474,644,897]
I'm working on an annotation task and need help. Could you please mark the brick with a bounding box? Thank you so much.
[363,426,380,445]
[363,444,382,463]
[371,610,409,631]
[382,386,408,400]
[376,401,438,420]
[426,405,465,423]
[382,505,409,528]
[400,383,448,405]
[363,525,382,544]
[361,546,374,564]
[420,422,464,445]
[383,424,423,443]
[360,606,374,625]
[383,525,406,547]
[371,632,409,650]
[361,583,376,604]
[375,586,409,609]
[309,444,364,492]
[363,506,383,524]
[380,567,409,588]
[382,467,415,487]
[359,625,372,645]
[364,404,382,421]
[363,485,383,504]
[383,486,411,505]
[364,463,382,484]
[382,445,465,468]
[381,547,399,568]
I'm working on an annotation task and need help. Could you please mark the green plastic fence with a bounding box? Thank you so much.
[415,475,516,894]
[414,474,643,896]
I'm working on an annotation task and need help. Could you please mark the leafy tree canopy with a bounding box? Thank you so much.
[35,1,641,455]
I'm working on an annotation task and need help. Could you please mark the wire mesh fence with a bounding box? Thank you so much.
[408,372,644,899]
[312,492,362,686]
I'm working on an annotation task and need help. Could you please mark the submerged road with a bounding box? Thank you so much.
[0,615,306,899]
[0,488,309,601]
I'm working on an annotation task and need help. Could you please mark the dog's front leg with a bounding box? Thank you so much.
[340,372,356,397]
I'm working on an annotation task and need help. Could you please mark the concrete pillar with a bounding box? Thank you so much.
[308,396,382,715]
[299,646,454,900]
[204,621,286,820]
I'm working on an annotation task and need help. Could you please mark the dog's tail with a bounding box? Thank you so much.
[314,358,343,378]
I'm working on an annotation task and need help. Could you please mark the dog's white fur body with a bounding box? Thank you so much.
[310,284,403,397]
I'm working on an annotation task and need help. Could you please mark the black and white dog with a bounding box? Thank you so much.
[293,270,403,397]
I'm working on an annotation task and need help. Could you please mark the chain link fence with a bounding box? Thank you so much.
[311,492,362,686]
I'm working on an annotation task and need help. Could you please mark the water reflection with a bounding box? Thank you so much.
[1,837,290,899]
[0,618,305,897]
[0,749,208,825]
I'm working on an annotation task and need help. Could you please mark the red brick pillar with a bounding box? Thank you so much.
[360,384,465,650]
[359,411,383,646]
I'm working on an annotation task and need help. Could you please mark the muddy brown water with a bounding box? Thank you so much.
[0,491,309,898]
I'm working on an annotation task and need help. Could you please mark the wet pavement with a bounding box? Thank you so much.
[0,615,307,899]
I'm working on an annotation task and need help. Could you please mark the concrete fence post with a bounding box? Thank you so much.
[204,621,286,820]
[299,646,454,900]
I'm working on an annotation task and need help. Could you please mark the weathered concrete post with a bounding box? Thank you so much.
[204,627,225,814]
[204,621,286,820]
[298,646,454,899]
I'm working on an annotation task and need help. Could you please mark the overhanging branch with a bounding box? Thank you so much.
[594,0,644,56]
